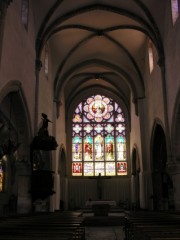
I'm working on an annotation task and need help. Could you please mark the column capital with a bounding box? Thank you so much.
[54,99,62,118]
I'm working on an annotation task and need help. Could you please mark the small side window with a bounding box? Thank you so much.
[21,0,29,30]
[44,44,49,79]
[148,40,154,74]
[171,0,179,25]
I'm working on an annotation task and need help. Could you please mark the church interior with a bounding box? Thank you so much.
[0,0,180,239]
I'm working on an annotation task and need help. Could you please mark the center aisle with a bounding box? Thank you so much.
[85,226,125,240]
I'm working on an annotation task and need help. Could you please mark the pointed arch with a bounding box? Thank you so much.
[150,120,170,210]
[0,82,32,160]
[0,81,32,213]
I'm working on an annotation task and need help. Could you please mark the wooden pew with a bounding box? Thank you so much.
[124,211,180,240]
[0,211,85,240]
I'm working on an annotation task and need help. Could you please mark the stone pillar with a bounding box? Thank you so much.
[64,176,68,210]
[53,173,60,211]
[139,171,153,210]
[34,59,42,134]
[131,175,136,204]
[131,171,141,210]
[0,0,13,65]
[139,171,146,209]
[168,162,180,210]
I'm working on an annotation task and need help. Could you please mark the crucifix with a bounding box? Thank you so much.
[89,173,111,200]
[97,173,102,199]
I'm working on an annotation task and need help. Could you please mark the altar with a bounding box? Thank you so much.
[85,200,116,216]
[85,200,116,207]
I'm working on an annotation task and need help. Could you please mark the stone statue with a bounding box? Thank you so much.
[38,113,52,137]
[31,113,58,151]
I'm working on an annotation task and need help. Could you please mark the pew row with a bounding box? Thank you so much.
[0,211,85,240]
[124,211,180,240]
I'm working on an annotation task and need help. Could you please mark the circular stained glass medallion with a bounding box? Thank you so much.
[89,100,107,117]
[83,95,114,122]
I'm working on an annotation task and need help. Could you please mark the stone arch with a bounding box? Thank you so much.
[0,81,32,161]
[151,121,172,210]
[0,82,32,214]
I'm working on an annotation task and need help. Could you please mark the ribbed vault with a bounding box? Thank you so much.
[33,0,164,115]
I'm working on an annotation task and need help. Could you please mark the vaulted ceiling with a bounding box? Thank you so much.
[33,0,164,113]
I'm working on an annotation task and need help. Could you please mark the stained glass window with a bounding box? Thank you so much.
[72,95,127,176]
[0,160,4,192]
[0,167,3,192]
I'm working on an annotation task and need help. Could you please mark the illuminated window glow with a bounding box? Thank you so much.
[72,95,127,176]
[0,164,3,192]
[21,0,29,29]
[44,45,49,78]
[171,0,179,24]
[148,41,154,73]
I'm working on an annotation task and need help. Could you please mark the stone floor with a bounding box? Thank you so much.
[85,226,125,240]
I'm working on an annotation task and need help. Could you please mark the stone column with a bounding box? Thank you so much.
[131,175,136,204]
[34,59,42,134]
[131,170,141,210]
[168,162,180,210]
[53,173,60,211]
[64,176,68,210]
[0,0,13,65]
[139,171,153,210]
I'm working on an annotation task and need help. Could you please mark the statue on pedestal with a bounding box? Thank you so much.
[31,113,58,151]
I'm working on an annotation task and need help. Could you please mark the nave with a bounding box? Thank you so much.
[85,226,124,240]
[1,0,180,216]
